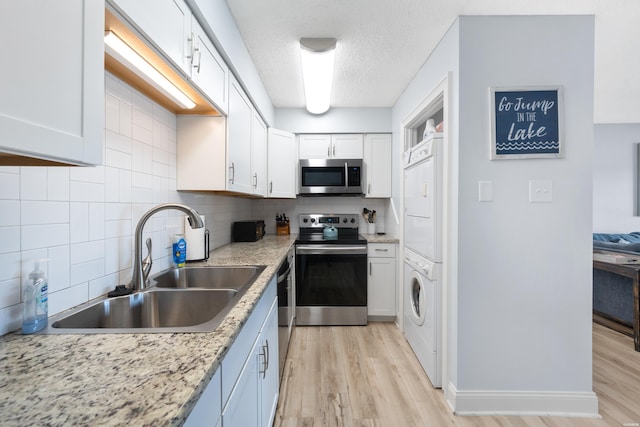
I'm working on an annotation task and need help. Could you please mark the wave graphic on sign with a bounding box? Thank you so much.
[496,141,559,152]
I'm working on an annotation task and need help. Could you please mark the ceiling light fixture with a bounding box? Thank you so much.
[300,38,337,115]
[104,31,196,109]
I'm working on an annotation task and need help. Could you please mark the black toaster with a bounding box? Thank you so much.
[233,220,266,242]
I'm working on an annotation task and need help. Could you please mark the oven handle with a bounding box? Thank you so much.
[296,244,367,255]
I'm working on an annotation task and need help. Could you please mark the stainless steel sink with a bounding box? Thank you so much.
[41,265,267,334]
[150,265,265,290]
[51,289,236,331]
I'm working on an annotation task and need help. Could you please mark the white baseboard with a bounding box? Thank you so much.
[446,382,600,418]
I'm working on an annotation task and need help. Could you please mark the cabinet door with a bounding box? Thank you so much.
[368,255,396,317]
[267,128,296,198]
[332,134,363,159]
[364,134,392,198]
[113,0,191,74]
[227,76,253,194]
[0,1,103,165]
[251,112,268,196]
[184,368,221,427]
[260,299,280,427]
[222,338,260,427]
[190,18,229,114]
[298,134,332,159]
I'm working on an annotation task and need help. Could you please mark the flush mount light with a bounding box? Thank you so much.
[104,31,196,109]
[300,38,337,115]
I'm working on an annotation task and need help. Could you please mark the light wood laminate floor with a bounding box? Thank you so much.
[274,322,640,427]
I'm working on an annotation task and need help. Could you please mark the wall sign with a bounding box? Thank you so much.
[490,86,563,159]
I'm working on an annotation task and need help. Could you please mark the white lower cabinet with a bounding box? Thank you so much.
[184,368,222,427]
[183,276,278,427]
[222,276,279,427]
[368,243,397,317]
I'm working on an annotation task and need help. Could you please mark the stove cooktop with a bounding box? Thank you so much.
[296,213,367,245]
[296,231,367,244]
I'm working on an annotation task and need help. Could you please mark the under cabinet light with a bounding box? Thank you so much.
[104,31,196,109]
[300,38,337,115]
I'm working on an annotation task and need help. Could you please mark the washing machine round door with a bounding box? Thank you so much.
[409,271,426,326]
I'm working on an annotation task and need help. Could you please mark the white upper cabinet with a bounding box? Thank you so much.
[113,0,192,72]
[251,111,268,196]
[267,129,296,198]
[0,1,104,165]
[112,0,229,113]
[190,18,229,113]
[298,134,363,159]
[331,134,364,159]
[364,134,392,198]
[227,76,253,194]
[298,134,331,159]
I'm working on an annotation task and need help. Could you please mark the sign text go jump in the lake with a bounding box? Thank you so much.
[490,86,563,159]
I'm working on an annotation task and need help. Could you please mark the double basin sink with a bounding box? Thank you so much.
[43,265,265,334]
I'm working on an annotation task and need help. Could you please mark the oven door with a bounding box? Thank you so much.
[295,244,367,325]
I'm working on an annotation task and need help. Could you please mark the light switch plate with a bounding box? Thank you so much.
[529,180,552,203]
[479,181,493,202]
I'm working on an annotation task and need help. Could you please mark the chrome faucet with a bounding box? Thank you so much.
[129,203,204,291]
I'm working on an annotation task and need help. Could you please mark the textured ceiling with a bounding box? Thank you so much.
[225,0,640,122]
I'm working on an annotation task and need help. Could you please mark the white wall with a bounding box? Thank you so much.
[593,123,640,232]
[455,16,595,410]
[274,107,392,133]
[392,15,597,415]
[0,73,251,335]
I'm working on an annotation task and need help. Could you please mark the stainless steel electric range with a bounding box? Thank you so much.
[295,213,368,326]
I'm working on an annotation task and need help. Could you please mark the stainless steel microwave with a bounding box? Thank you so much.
[298,159,363,195]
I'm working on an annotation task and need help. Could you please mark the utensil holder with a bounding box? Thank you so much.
[367,223,376,235]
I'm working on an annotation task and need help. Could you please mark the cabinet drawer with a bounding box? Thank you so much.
[368,243,396,258]
[221,276,276,404]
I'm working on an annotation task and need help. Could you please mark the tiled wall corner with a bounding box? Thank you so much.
[0,73,251,335]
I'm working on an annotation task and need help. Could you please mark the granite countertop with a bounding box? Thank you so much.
[0,235,296,427]
[363,233,399,244]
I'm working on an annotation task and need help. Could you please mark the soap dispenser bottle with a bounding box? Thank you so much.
[22,260,48,334]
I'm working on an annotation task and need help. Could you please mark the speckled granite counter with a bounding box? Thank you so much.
[0,235,296,427]
[363,233,399,244]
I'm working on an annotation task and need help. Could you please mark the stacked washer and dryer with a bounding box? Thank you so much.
[403,134,443,388]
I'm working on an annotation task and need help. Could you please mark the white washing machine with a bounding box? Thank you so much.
[403,249,442,388]
[404,136,443,262]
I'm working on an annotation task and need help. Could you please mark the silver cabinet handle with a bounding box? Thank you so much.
[265,339,270,370]
[327,145,331,157]
[253,173,258,189]
[332,144,336,156]
[368,183,371,194]
[259,346,267,378]
[375,248,389,252]
[369,262,372,275]
[269,181,273,194]
[188,32,195,62]
[344,162,349,191]
[193,41,202,73]
[229,162,235,184]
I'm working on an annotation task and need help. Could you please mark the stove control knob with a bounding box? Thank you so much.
[342,218,348,223]
[350,218,356,223]
[303,218,308,223]
[310,218,315,223]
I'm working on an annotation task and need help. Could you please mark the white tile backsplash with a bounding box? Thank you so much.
[0,73,257,335]
[0,170,19,200]
[21,201,69,225]
[47,168,70,201]
[0,200,20,226]
[20,167,47,200]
